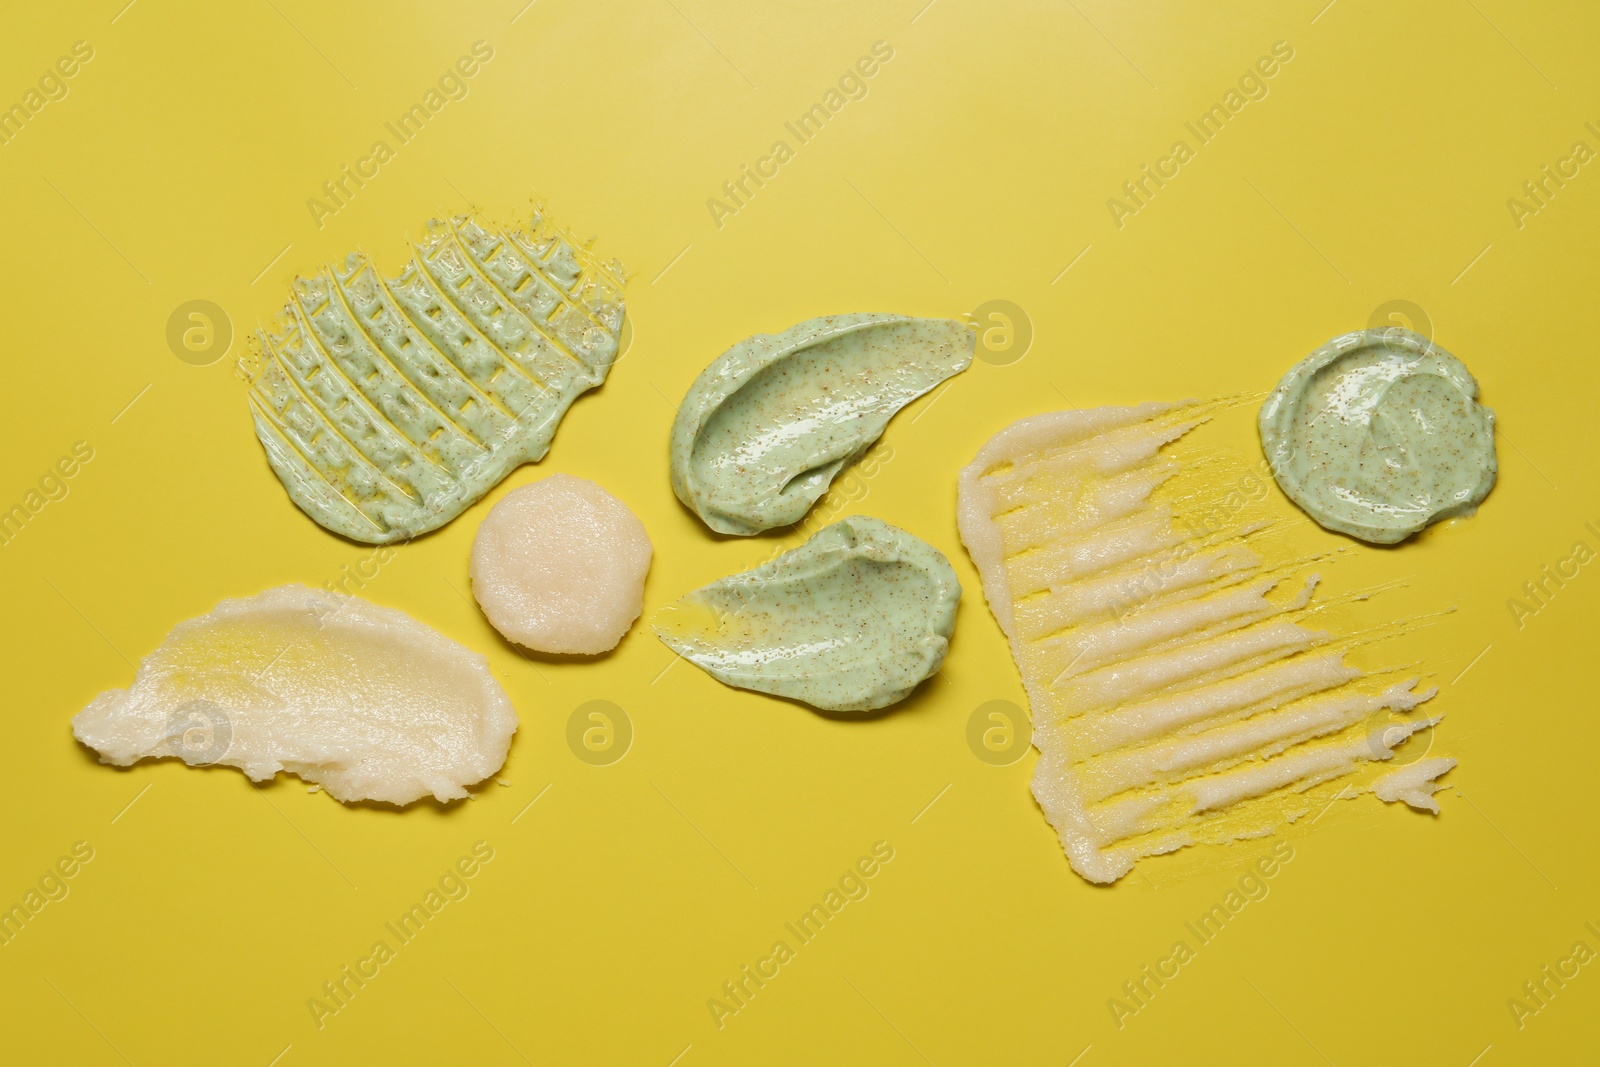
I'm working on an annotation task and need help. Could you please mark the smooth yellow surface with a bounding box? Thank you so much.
[2,2,1596,1064]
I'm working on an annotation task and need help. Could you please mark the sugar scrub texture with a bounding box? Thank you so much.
[957,402,1452,883]
[72,585,517,806]
[470,474,652,655]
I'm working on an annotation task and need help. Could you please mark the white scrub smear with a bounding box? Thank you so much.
[72,585,517,806]
[1373,758,1457,814]
[470,473,652,655]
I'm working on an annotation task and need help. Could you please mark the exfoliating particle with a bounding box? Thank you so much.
[1258,328,1497,544]
[1373,757,1457,814]
[654,515,961,712]
[244,209,627,544]
[72,585,517,805]
[669,314,973,535]
[957,402,1453,884]
[470,473,652,655]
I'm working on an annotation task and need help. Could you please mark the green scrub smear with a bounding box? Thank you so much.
[1259,328,1497,544]
[669,314,973,535]
[654,516,961,712]
[247,211,626,544]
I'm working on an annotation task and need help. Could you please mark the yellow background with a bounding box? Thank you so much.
[2,1,1597,1063]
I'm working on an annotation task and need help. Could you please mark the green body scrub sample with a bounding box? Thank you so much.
[654,516,960,712]
[1259,328,1497,544]
[670,313,972,535]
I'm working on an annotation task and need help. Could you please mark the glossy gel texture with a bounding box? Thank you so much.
[71,585,518,805]
[669,314,973,535]
[470,473,652,655]
[654,516,961,712]
[1258,328,1497,544]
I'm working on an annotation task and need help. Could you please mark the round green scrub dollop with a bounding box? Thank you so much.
[1258,328,1497,544]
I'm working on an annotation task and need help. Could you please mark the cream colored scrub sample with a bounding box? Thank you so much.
[1374,757,1458,814]
[72,585,517,806]
[670,314,973,535]
[470,473,652,655]
[957,403,1452,885]
[655,515,960,712]
[1259,328,1497,544]
[245,209,627,544]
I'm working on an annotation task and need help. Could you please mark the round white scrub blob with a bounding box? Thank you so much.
[470,474,653,655]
